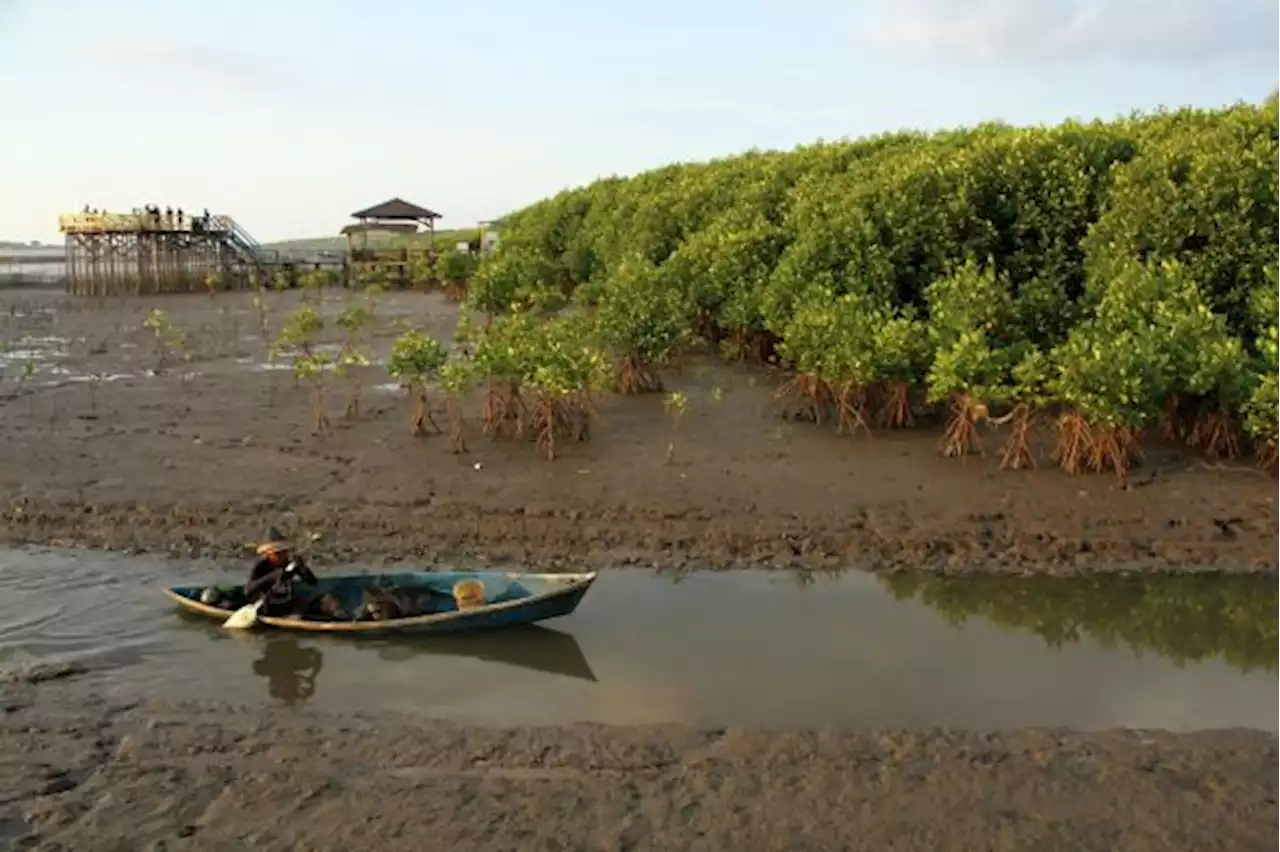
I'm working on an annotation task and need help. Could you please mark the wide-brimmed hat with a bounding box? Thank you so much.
[256,526,288,556]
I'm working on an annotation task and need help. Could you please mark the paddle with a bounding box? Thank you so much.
[223,561,296,630]
[222,598,264,630]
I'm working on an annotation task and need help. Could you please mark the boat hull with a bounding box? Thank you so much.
[165,570,597,635]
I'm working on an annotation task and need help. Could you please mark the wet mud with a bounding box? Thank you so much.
[1,674,1276,852]
[1,289,1274,575]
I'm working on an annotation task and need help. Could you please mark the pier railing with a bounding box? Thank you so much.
[58,211,276,267]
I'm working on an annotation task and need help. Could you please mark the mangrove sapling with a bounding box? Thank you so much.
[665,211,784,364]
[251,292,271,353]
[472,312,539,440]
[924,260,1020,459]
[1183,355,1251,463]
[439,360,476,453]
[335,303,374,418]
[775,286,882,435]
[293,352,333,435]
[591,254,693,395]
[1243,368,1278,472]
[86,372,102,416]
[358,268,392,297]
[1157,304,1250,461]
[873,310,931,428]
[409,256,435,291]
[300,268,335,306]
[334,348,372,419]
[925,333,1003,458]
[142,309,187,375]
[434,250,479,303]
[274,305,326,413]
[20,359,35,415]
[204,270,225,300]
[272,269,292,294]
[995,348,1049,471]
[1060,259,1248,479]
[358,281,386,320]
[663,390,688,463]
[1045,263,1179,479]
[521,318,612,461]
[1241,304,1277,472]
[386,329,447,436]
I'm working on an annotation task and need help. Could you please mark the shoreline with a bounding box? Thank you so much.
[0,491,1276,574]
[0,289,1276,577]
[3,672,1276,852]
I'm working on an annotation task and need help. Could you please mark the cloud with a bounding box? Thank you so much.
[860,0,1279,64]
[73,40,315,100]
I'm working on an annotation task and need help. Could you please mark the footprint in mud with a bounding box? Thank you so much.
[0,807,29,843]
[41,768,89,796]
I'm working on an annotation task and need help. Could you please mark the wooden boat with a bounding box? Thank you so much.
[164,570,597,635]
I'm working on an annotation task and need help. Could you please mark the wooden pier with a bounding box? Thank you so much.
[58,210,274,297]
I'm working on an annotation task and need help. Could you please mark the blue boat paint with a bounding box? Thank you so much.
[165,571,597,635]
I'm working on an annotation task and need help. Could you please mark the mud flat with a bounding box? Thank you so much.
[0,670,1275,852]
[0,289,1275,574]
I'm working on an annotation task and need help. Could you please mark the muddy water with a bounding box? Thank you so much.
[0,547,1274,731]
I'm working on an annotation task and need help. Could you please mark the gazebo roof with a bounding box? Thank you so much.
[350,197,441,221]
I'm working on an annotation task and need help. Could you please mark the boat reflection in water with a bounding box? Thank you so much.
[362,624,597,683]
[173,611,598,707]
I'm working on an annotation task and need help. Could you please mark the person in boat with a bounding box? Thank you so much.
[244,530,319,616]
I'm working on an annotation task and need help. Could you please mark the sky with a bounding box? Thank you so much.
[1,0,1276,244]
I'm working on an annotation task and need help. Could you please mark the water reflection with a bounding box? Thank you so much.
[1,546,1275,730]
[170,613,597,706]
[879,572,1278,673]
[252,638,323,706]
[358,625,597,682]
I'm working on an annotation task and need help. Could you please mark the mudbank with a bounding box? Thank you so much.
[1,674,1276,852]
[0,289,1275,574]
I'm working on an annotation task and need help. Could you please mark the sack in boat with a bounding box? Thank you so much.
[359,582,413,621]
[452,579,486,610]
[309,592,350,621]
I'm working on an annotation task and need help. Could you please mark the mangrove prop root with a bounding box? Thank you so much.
[1088,424,1141,482]
[1159,395,1189,441]
[526,392,596,461]
[569,391,595,443]
[446,396,468,454]
[345,380,362,420]
[835,384,871,437]
[773,372,834,425]
[409,387,441,437]
[998,404,1037,471]
[310,383,330,436]
[1256,437,1279,475]
[481,383,525,440]
[718,327,777,364]
[615,357,663,396]
[876,381,913,428]
[1188,409,1241,461]
[1052,411,1093,475]
[940,394,986,459]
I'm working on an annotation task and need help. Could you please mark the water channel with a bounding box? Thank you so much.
[0,547,1274,731]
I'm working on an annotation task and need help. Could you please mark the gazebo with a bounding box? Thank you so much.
[341,197,442,256]
[341,197,442,288]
